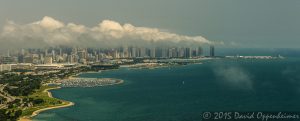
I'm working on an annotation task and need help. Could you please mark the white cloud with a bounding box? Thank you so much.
[34,16,65,30]
[0,16,215,49]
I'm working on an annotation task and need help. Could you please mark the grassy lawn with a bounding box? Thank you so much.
[18,85,71,117]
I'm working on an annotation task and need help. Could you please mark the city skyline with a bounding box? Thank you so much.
[0,46,211,65]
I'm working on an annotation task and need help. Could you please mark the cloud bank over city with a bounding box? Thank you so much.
[0,16,215,49]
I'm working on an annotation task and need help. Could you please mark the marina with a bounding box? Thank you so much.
[59,78,123,87]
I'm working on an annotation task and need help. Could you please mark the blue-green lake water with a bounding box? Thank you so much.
[33,58,300,121]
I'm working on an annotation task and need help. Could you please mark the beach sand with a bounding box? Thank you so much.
[18,118,31,121]
[30,101,75,118]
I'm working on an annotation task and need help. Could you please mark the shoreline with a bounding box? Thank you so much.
[18,87,75,121]
[19,77,124,121]
[31,87,75,118]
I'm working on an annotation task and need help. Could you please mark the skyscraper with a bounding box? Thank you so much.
[59,48,62,56]
[210,45,215,57]
[7,50,10,57]
[51,50,56,61]
[179,48,185,58]
[162,48,167,58]
[150,47,156,58]
[45,49,48,56]
[139,47,146,57]
[197,46,203,56]
[131,47,137,58]
[185,48,191,58]
[168,48,173,58]
[123,47,129,58]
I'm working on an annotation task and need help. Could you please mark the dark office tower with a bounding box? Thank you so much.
[155,48,162,58]
[18,55,24,63]
[197,46,203,56]
[192,49,197,57]
[210,45,215,57]
[185,48,191,58]
[146,48,151,57]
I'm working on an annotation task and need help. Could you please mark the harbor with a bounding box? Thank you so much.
[58,78,124,87]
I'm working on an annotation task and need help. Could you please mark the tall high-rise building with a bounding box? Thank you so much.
[192,49,197,57]
[59,48,62,56]
[150,47,156,58]
[123,47,129,58]
[45,49,48,56]
[67,54,77,63]
[72,47,77,55]
[95,54,99,62]
[51,50,56,61]
[185,48,191,58]
[168,48,173,58]
[18,53,24,63]
[179,48,185,58]
[162,48,168,58]
[113,50,120,58]
[155,48,162,58]
[172,48,178,58]
[7,50,10,57]
[138,47,146,57]
[145,48,151,57]
[131,47,137,58]
[210,45,215,57]
[78,49,87,59]
[197,46,203,56]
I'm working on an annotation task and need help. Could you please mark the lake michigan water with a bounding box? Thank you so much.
[33,58,300,121]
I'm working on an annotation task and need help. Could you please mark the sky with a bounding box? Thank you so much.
[0,0,300,48]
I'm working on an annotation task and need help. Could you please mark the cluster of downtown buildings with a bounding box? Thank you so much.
[0,46,215,72]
